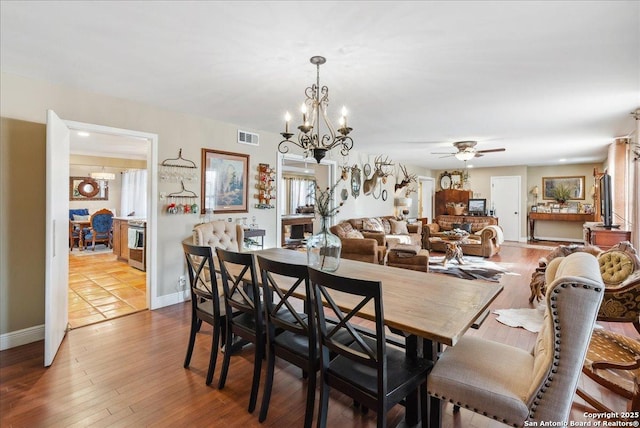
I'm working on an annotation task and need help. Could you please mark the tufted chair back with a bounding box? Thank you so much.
[192,221,245,252]
[595,241,640,333]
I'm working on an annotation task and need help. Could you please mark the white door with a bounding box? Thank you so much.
[45,110,70,367]
[490,176,521,242]
[419,177,435,222]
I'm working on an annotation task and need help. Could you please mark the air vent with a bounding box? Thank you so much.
[238,130,259,146]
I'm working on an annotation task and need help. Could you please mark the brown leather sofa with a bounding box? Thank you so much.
[330,221,386,264]
[425,215,502,257]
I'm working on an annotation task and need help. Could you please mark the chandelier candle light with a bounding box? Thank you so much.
[278,56,354,163]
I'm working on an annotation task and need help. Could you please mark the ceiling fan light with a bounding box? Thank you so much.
[455,151,475,161]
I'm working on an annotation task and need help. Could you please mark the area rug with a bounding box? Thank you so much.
[428,256,520,282]
[70,247,114,256]
[493,306,545,333]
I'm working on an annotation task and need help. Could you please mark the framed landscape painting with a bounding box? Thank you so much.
[542,176,585,201]
[201,149,249,214]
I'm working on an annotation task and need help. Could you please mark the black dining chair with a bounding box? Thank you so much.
[216,248,264,413]
[181,241,226,386]
[309,267,433,428]
[256,256,315,426]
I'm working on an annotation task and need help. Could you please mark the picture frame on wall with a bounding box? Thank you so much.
[542,176,585,200]
[201,149,249,214]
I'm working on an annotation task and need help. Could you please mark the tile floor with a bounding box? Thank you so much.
[68,250,147,329]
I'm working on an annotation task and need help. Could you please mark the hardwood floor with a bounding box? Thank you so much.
[2,245,637,427]
[68,250,147,329]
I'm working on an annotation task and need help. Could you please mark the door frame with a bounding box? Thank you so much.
[63,120,159,310]
[276,153,337,247]
[490,175,522,242]
[417,176,435,222]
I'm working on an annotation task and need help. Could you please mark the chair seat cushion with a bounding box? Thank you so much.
[328,337,431,397]
[583,327,640,397]
[428,335,534,424]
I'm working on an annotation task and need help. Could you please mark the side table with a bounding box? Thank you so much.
[243,228,265,249]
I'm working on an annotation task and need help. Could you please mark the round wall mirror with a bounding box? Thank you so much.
[77,178,100,198]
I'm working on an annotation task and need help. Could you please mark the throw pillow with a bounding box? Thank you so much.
[453,223,472,232]
[362,217,384,233]
[389,219,409,235]
[345,229,364,239]
[73,214,90,221]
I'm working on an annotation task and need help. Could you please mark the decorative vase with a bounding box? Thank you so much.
[306,217,341,272]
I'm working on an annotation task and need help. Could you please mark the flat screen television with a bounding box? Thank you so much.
[599,173,617,228]
[468,198,487,216]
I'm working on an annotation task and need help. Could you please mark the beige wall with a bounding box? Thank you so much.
[0,72,430,338]
[435,163,600,241]
[0,118,46,333]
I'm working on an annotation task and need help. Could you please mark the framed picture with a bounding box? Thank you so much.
[69,176,108,201]
[201,149,249,214]
[542,176,585,201]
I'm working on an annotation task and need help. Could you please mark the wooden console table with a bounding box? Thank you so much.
[528,212,595,241]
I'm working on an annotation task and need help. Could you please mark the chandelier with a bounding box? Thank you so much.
[278,56,354,163]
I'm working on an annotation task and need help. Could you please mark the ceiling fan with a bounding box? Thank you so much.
[431,141,506,161]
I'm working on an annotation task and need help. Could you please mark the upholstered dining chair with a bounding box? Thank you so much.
[576,325,640,414]
[181,241,226,386]
[215,248,264,413]
[428,252,605,427]
[309,267,432,428]
[85,208,114,250]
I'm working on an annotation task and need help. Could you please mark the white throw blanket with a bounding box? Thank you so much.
[478,225,504,244]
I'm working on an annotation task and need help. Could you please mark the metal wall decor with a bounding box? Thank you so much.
[278,56,354,163]
[159,148,197,182]
[350,164,361,198]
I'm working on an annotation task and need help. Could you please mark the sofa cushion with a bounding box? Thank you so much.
[438,219,455,231]
[332,221,354,238]
[345,229,364,239]
[380,217,392,234]
[389,219,409,235]
[362,217,384,233]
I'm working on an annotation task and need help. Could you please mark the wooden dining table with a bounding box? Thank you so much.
[70,220,90,249]
[244,248,503,428]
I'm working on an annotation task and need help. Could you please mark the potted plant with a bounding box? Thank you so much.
[551,184,572,204]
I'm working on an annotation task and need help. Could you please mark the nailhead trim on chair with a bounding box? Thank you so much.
[430,281,602,427]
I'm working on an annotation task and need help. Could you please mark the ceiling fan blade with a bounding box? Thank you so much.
[476,148,506,154]
[431,152,456,155]
[474,153,484,158]
[438,154,455,158]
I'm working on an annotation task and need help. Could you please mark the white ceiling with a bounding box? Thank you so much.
[1,1,638,169]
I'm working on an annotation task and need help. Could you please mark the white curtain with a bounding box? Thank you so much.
[121,169,147,217]
[282,177,315,215]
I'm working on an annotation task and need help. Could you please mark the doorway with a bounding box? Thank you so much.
[418,176,435,223]
[277,154,336,248]
[490,175,521,241]
[68,135,150,328]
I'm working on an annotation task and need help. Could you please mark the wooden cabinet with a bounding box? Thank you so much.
[435,189,472,216]
[585,226,632,250]
[112,218,129,262]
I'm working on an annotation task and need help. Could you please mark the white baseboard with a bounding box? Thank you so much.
[150,289,190,310]
[0,324,44,351]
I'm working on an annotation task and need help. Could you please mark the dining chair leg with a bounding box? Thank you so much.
[248,339,263,413]
[183,316,199,369]
[196,318,203,333]
[303,368,316,428]
[258,344,276,422]
[218,329,233,390]
[420,382,428,428]
[317,380,329,428]
[206,321,221,386]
